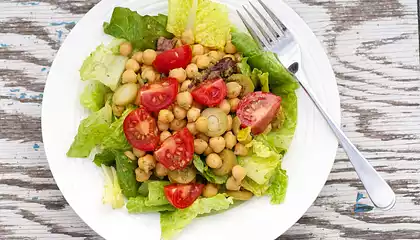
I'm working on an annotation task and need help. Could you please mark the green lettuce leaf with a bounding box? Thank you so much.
[241,177,270,196]
[67,104,113,158]
[167,0,230,49]
[103,7,173,50]
[115,151,139,198]
[160,194,233,240]
[237,57,251,77]
[267,166,288,204]
[126,196,175,213]
[93,149,116,167]
[237,126,252,144]
[138,181,149,196]
[80,81,110,112]
[231,31,261,57]
[251,68,270,92]
[145,181,171,206]
[101,165,125,209]
[80,43,127,91]
[238,149,280,185]
[101,106,136,150]
[193,155,228,184]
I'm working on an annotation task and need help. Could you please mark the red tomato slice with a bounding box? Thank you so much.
[236,92,282,135]
[191,78,227,107]
[138,77,178,112]
[153,45,192,74]
[123,107,159,151]
[164,183,204,209]
[154,128,194,171]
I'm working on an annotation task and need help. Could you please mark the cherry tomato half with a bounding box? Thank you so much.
[164,183,204,209]
[123,107,159,151]
[236,91,282,135]
[154,128,194,171]
[153,45,192,74]
[191,78,227,107]
[138,77,178,112]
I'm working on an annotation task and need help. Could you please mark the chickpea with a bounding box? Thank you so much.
[125,59,140,72]
[119,42,132,56]
[224,131,237,149]
[226,82,242,99]
[202,183,218,198]
[203,47,210,54]
[232,116,241,135]
[223,54,235,60]
[186,122,198,135]
[195,116,209,133]
[160,131,172,142]
[203,146,214,156]
[218,99,231,115]
[217,51,226,59]
[226,176,241,191]
[124,151,137,161]
[234,53,242,62]
[209,137,226,153]
[173,105,187,120]
[135,168,152,182]
[177,92,193,110]
[225,41,237,54]
[226,115,233,131]
[228,98,240,112]
[155,163,169,177]
[191,56,199,64]
[186,63,199,79]
[197,133,209,142]
[112,104,124,117]
[181,80,193,92]
[142,49,157,65]
[181,29,194,44]
[131,51,143,63]
[170,119,187,131]
[158,109,175,124]
[141,65,153,73]
[192,44,205,56]
[194,139,208,154]
[206,153,223,168]
[169,68,187,83]
[196,55,211,69]
[133,148,146,158]
[208,51,221,63]
[122,69,138,83]
[232,165,247,182]
[141,69,156,83]
[234,143,248,156]
[187,108,200,122]
[138,154,156,173]
[158,121,169,131]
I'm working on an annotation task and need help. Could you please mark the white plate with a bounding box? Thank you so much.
[42,0,340,239]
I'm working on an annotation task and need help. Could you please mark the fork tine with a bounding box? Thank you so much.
[243,5,273,44]
[257,0,287,33]
[249,1,280,38]
[236,10,268,48]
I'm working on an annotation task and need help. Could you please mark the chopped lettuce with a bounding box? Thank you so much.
[67,104,113,158]
[237,127,252,144]
[103,7,173,50]
[193,155,228,184]
[93,149,116,167]
[160,194,233,240]
[231,30,261,57]
[267,166,288,204]
[167,0,230,49]
[138,181,149,196]
[237,57,251,77]
[115,151,139,198]
[241,177,270,196]
[126,196,175,213]
[80,81,110,112]
[101,106,136,150]
[251,68,270,92]
[145,181,171,206]
[79,43,127,91]
[101,165,125,209]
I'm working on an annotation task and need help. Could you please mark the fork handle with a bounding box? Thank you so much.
[296,74,396,210]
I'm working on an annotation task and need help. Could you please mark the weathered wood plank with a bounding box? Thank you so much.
[0,0,419,239]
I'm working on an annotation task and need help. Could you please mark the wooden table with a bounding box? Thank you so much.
[1,0,419,239]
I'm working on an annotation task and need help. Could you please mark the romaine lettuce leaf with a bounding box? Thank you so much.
[80,81,110,112]
[241,177,269,196]
[237,57,251,77]
[93,149,116,167]
[251,68,270,92]
[101,165,125,209]
[145,181,171,206]
[67,104,113,158]
[193,155,228,184]
[79,44,127,91]
[160,194,233,240]
[126,196,175,213]
[267,166,288,204]
[231,31,261,57]
[101,106,136,150]
[103,7,173,50]
[115,151,139,198]
[167,0,194,37]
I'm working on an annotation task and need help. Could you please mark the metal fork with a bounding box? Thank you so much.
[237,0,396,210]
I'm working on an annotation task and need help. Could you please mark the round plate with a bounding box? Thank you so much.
[42,0,340,239]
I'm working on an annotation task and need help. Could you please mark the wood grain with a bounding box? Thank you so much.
[0,0,419,239]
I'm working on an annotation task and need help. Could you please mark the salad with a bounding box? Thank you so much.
[67,0,298,239]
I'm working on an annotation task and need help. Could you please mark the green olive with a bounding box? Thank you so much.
[226,190,253,200]
[232,116,241,136]
[168,166,196,184]
[212,149,237,176]
[227,74,255,97]
[201,108,228,137]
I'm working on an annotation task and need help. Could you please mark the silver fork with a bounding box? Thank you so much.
[237,0,396,210]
